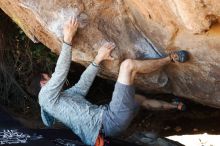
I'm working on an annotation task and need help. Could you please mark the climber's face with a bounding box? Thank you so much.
[40,73,51,87]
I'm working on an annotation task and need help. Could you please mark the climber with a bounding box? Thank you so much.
[29,17,189,146]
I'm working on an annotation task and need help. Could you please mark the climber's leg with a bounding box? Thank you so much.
[135,94,178,110]
[117,57,171,85]
[102,51,189,136]
[102,57,171,136]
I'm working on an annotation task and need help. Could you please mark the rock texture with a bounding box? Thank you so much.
[0,0,220,107]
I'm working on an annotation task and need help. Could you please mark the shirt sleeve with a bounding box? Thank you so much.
[39,43,72,103]
[65,63,99,96]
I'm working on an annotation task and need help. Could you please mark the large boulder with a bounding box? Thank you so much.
[0,0,220,107]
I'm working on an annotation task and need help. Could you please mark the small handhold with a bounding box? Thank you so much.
[77,13,88,28]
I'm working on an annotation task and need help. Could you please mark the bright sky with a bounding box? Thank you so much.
[167,133,220,146]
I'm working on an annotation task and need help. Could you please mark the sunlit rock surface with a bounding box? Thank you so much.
[0,0,220,107]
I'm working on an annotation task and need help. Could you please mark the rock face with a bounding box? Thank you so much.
[0,0,220,107]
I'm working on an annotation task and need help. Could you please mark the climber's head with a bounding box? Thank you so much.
[28,73,50,97]
[39,73,51,87]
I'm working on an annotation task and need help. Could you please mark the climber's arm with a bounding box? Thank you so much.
[39,18,78,100]
[65,42,116,96]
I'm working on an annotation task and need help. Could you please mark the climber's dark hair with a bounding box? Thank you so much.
[28,73,43,97]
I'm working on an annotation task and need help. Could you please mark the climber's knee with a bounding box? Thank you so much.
[120,59,136,73]
[117,59,136,85]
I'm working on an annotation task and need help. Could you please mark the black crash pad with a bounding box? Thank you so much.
[0,108,141,146]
